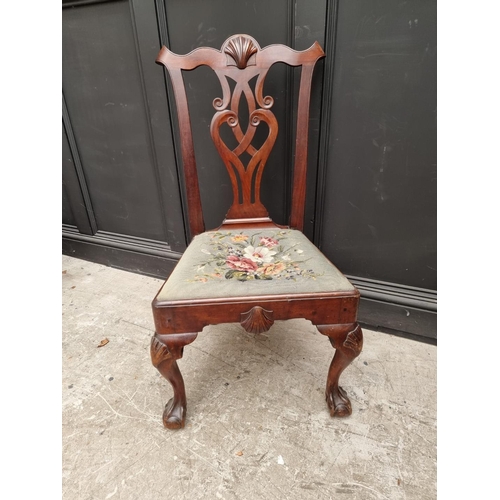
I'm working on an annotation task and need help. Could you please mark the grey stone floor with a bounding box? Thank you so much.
[62,255,436,500]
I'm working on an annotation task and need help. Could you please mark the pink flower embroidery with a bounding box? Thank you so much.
[226,255,258,271]
[191,230,320,283]
[259,236,279,248]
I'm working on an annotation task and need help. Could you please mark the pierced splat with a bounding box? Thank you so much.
[210,80,277,219]
[211,35,278,220]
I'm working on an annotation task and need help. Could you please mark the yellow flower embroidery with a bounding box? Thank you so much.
[231,234,249,243]
[259,263,286,276]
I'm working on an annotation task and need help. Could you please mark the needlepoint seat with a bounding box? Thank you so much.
[157,228,355,302]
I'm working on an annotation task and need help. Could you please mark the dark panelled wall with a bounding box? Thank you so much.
[62,0,437,340]
[63,0,187,277]
[318,0,437,337]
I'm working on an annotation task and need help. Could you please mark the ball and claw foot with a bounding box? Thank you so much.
[163,397,186,430]
[326,385,352,417]
[151,333,197,430]
[318,322,363,418]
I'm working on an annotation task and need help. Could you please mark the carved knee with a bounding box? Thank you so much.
[150,336,174,368]
[329,323,363,358]
[150,332,198,368]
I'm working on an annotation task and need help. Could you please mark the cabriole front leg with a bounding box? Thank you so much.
[150,332,198,429]
[317,323,363,417]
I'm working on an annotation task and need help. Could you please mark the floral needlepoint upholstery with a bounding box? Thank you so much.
[157,229,355,301]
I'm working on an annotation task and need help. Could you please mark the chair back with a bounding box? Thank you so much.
[156,34,325,237]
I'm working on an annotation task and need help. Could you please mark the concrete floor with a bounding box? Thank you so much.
[62,255,436,500]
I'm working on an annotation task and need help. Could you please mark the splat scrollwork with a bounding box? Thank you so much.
[212,73,232,111]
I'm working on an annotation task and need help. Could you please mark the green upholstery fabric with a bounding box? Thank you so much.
[157,228,355,301]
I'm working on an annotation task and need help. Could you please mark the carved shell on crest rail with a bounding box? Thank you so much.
[224,35,258,69]
[240,306,274,334]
